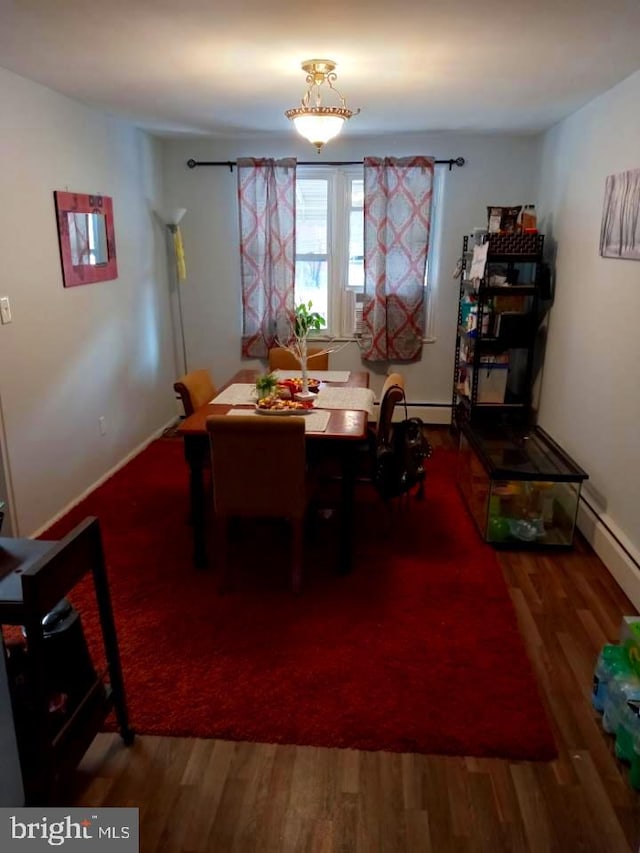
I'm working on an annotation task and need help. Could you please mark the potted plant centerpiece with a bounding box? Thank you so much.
[254,371,279,403]
[277,302,339,399]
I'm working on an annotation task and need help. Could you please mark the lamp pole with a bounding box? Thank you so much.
[166,223,188,377]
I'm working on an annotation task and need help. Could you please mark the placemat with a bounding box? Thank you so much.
[210,384,255,405]
[273,370,351,383]
[315,387,375,417]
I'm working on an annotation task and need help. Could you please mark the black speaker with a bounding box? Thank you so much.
[38,599,98,705]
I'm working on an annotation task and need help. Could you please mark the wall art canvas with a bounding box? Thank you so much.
[54,191,118,286]
[599,168,640,260]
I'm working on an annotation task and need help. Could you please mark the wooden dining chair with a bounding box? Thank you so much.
[206,415,309,593]
[318,372,407,518]
[375,372,406,451]
[174,369,217,417]
[351,373,407,517]
[268,347,329,372]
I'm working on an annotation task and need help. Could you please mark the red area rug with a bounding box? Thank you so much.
[43,439,556,760]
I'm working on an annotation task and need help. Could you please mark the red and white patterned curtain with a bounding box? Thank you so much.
[237,158,296,358]
[359,156,435,361]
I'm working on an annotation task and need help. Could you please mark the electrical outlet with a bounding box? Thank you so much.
[99,416,107,436]
[0,297,12,325]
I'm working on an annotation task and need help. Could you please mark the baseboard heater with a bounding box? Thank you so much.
[373,401,452,410]
[373,401,452,426]
[580,495,640,572]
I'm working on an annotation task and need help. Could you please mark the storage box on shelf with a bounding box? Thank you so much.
[456,421,588,548]
[465,358,509,404]
[487,232,542,255]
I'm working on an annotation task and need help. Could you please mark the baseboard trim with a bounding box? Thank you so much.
[406,404,452,425]
[373,401,452,426]
[577,499,640,611]
[28,419,177,539]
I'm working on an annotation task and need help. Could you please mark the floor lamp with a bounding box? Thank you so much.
[159,207,188,378]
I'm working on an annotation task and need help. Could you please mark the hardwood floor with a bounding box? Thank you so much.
[68,428,640,852]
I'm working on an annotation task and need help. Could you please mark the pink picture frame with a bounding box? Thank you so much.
[54,191,118,287]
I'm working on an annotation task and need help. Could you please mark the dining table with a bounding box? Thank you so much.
[176,368,371,574]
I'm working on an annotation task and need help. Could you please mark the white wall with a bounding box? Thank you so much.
[536,70,640,595]
[161,132,540,414]
[0,66,177,535]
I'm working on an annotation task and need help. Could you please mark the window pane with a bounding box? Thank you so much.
[295,260,328,327]
[348,258,364,289]
[350,179,364,208]
[295,179,328,325]
[296,179,328,254]
[348,208,364,289]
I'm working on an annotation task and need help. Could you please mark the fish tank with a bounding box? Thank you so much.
[457,423,588,547]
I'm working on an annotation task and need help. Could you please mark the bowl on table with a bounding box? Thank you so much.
[277,378,321,398]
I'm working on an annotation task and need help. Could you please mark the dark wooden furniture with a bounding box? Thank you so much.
[177,369,370,573]
[0,517,133,803]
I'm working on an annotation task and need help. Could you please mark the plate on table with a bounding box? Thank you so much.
[255,399,315,415]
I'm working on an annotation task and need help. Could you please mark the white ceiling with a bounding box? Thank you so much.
[1,0,639,138]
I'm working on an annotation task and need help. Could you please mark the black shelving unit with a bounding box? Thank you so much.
[452,232,545,431]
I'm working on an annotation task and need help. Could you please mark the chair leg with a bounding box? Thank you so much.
[215,514,232,593]
[291,517,303,594]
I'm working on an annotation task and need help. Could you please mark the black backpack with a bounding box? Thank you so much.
[373,389,432,501]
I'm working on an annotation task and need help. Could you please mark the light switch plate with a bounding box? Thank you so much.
[0,297,11,324]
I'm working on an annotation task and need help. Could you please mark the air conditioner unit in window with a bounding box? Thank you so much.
[341,290,365,337]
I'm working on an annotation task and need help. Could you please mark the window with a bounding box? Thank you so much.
[295,166,363,337]
[295,165,440,339]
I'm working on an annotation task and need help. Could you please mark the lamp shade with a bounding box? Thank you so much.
[155,206,186,227]
[166,208,187,227]
[292,113,346,150]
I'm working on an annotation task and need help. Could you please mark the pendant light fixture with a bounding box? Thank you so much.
[285,59,359,153]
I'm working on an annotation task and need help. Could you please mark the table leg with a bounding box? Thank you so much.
[91,525,134,745]
[184,435,208,568]
[338,442,358,575]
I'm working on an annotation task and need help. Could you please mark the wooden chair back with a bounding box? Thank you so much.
[174,369,216,417]
[268,347,329,371]
[376,373,406,450]
[206,415,308,592]
[206,416,306,519]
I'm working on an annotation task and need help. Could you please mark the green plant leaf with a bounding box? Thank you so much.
[294,300,325,337]
[255,371,279,394]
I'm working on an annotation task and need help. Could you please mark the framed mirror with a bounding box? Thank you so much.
[54,191,118,287]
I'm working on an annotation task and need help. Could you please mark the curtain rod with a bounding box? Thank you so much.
[186,157,465,172]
